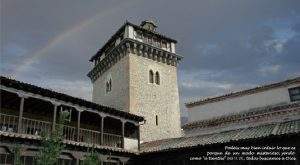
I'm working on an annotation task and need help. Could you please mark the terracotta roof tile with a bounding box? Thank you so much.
[0,76,144,122]
[0,131,137,154]
[141,119,300,153]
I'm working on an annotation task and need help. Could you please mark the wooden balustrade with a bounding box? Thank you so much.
[21,117,52,136]
[103,132,122,148]
[0,113,125,148]
[79,128,101,145]
[0,113,18,133]
[62,125,77,141]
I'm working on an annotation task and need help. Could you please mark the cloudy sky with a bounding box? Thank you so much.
[1,0,300,117]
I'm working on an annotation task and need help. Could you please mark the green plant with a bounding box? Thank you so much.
[83,147,100,165]
[36,111,70,165]
[13,144,22,165]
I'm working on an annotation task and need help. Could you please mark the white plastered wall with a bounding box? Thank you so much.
[188,83,300,122]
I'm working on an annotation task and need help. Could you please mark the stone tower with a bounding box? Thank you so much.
[88,20,182,142]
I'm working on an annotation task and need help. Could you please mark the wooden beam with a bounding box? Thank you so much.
[100,116,105,145]
[137,125,141,151]
[77,111,81,142]
[52,104,58,131]
[17,96,26,133]
[121,120,125,148]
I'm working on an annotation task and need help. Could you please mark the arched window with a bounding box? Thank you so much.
[106,78,112,93]
[106,81,109,93]
[155,71,160,85]
[149,70,154,83]
[109,78,112,91]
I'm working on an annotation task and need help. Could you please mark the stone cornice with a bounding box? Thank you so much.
[89,21,178,62]
[87,38,183,82]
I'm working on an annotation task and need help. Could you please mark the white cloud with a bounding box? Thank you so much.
[264,39,286,54]
[182,80,232,90]
[180,70,233,90]
[258,64,281,75]
[196,43,219,56]
[39,79,92,101]
[263,24,297,54]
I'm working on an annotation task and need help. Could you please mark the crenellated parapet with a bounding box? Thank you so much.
[87,38,182,82]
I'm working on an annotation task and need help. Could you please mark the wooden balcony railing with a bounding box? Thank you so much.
[0,113,124,148]
[79,128,101,145]
[62,125,77,142]
[0,113,18,133]
[103,132,122,148]
[21,117,52,136]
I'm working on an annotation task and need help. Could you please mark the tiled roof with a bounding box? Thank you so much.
[0,76,144,122]
[186,77,300,108]
[183,102,300,130]
[0,132,138,154]
[140,119,300,153]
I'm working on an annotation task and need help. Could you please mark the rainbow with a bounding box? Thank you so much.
[13,0,140,78]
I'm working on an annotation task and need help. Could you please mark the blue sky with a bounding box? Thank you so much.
[1,0,300,116]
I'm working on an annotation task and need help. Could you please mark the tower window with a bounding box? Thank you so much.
[106,82,109,93]
[135,30,142,39]
[289,87,300,102]
[106,78,112,93]
[120,32,124,40]
[149,70,154,83]
[109,79,112,91]
[155,115,158,126]
[155,72,160,85]
[161,41,167,48]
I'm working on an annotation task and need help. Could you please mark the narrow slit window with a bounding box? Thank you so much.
[155,72,160,85]
[109,79,112,91]
[155,115,158,126]
[106,82,109,93]
[106,78,112,93]
[149,70,154,83]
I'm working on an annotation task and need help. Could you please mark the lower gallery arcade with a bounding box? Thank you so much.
[0,81,142,165]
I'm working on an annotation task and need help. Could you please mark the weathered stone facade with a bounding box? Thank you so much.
[128,52,182,142]
[90,21,182,142]
[92,55,130,111]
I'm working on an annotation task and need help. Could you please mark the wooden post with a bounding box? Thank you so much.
[121,120,125,148]
[137,124,141,151]
[100,116,105,145]
[52,104,58,131]
[17,95,26,133]
[77,111,81,142]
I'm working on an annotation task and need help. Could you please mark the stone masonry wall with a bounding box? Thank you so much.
[92,55,130,112]
[92,52,182,142]
[128,53,182,142]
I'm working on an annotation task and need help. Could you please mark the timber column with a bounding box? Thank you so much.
[17,93,28,133]
[51,101,60,131]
